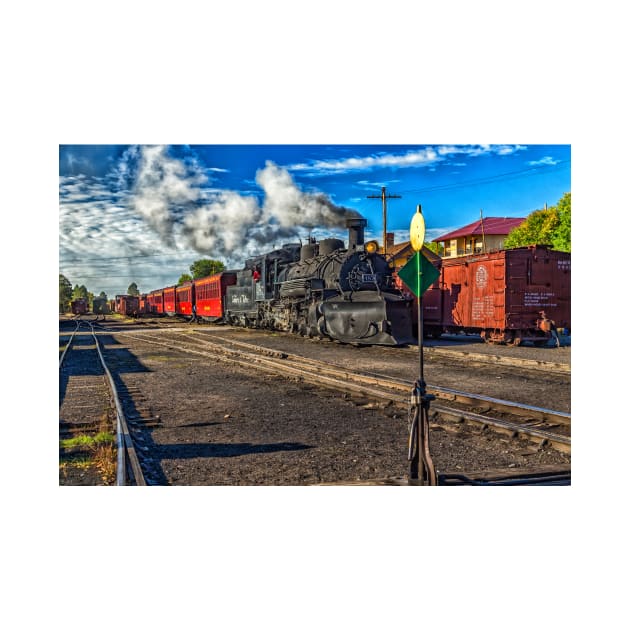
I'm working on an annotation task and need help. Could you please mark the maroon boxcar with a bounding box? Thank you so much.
[71,298,88,315]
[147,289,164,315]
[439,245,570,344]
[393,256,442,338]
[194,272,237,321]
[115,294,140,317]
[176,282,195,316]
[163,286,176,317]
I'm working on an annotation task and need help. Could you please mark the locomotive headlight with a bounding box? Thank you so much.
[365,240,379,254]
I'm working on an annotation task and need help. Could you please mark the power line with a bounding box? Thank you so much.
[396,160,570,195]
[59,252,187,263]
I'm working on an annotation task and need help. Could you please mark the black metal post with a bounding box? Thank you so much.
[408,250,437,485]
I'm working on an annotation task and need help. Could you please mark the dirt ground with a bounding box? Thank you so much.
[96,322,571,485]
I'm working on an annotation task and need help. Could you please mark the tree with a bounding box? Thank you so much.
[72,284,89,300]
[552,192,571,252]
[424,241,444,256]
[189,259,225,279]
[59,274,72,313]
[127,282,140,296]
[504,193,570,252]
[178,273,193,285]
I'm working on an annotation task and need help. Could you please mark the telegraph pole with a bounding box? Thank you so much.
[367,186,401,256]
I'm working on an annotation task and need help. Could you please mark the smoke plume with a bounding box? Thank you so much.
[128,147,361,260]
[256,161,360,229]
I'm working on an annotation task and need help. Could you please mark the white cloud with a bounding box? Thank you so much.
[286,145,527,176]
[527,156,559,166]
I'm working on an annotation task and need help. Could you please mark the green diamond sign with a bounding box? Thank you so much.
[398,251,440,297]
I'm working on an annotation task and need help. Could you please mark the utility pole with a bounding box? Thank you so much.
[367,186,401,256]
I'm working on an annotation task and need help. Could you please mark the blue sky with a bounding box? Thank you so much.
[59,144,570,298]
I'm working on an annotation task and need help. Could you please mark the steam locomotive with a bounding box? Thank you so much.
[224,218,414,345]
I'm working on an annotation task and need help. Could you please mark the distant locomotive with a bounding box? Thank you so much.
[224,218,414,345]
[92,296,110,317]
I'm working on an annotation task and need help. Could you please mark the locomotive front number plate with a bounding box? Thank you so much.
[362,274,376,283]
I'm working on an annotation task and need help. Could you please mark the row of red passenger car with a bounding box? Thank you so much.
[114,272,237,320]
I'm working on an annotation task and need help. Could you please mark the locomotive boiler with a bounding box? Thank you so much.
[224,218,414,345]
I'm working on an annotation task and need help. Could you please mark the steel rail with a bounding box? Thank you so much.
[193,332,571,426]
[112,329,571,453]
[86,322,146,486]
[410,345,570,374]
[59,321,81,368]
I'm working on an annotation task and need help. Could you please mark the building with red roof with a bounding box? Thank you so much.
[432,217,525,258]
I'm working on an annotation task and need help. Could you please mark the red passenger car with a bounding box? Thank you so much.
[163,286,176,317]
[138,293,148,315]
[194,272,237,321]
[439,245,570,344]
[176,282,194,316]
[147,289,164,315]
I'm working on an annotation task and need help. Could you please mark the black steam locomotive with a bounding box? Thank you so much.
[224,218,414,345]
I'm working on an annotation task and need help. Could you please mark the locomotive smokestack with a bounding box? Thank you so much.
[346,217,367,250]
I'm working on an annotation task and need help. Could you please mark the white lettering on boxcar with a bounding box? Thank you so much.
[475,265,488,289]
[472,296,494,320]
[523,292,557,307]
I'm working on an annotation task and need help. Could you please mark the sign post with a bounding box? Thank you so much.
[398,205,438,485]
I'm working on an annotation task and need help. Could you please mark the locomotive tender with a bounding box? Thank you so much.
[224,218,414,346]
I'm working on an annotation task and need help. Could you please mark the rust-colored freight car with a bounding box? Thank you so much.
[194,272,237,321]
[439,245,570,345]
[115,294,140,317]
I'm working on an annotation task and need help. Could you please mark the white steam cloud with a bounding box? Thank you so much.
[130,145,207,247]
[128,148,359,258]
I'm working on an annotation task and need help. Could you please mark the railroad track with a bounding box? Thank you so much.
[59,319,146,485]
[417,345,570,374]
[116,319,571,374]
[108,327,571,454]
